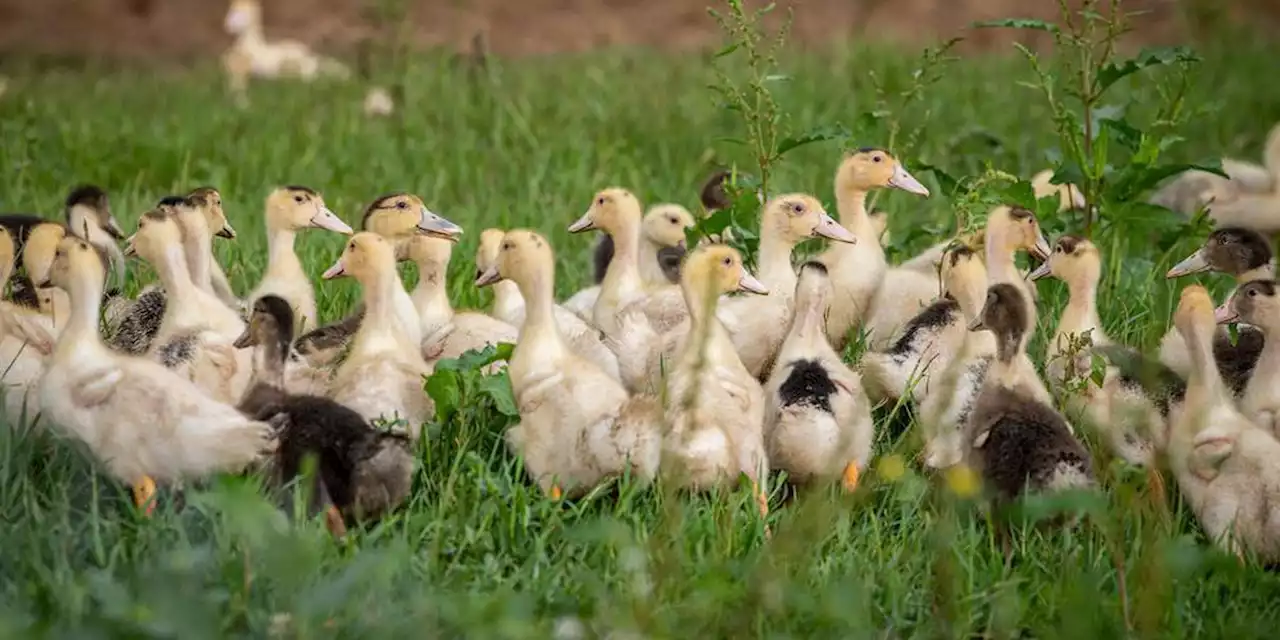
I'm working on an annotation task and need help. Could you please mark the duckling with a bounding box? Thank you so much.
[1165,284,1280,563]
[322,233,433,434]
[764,262,873,489]
[589,203,695,287]
[1161,227,1272,394]
[247,186,353,334]
[1029,235,1111,393]
[38,235,272,514]
[1149,123,1280,217]
[1215,280,1280,438]
[475,230,661,498]
[983,205,1051,302]
[403,234,518,365]
[0,185,127,290]
[0,226,63,426]
[661,244,771,515]
[862,243,989,404]
[186,187,241,309]
[817,148,930,350]
[221,0,351,102]
[963,283,1095,501]
[476,229,620,379]
[234,295,414,532]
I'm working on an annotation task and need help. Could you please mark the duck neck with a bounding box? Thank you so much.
[155,245,198,306]
[491,280,524,321]
[252,341,288,391]
[359,268,402,339]
[952,276,988,320]
[787,289,828,349]
[988,331,1026,388]
[835,186,879,245]
[411,259,453,333]
[0,253,13,293]
[984,232,1020,285]
[515,266,562,349]
[636,236,669,288]
[1185,322,1225,403]
[603,223,644,297]
[60,271,105,354]
[266,226,303,280]
[183,228,214,292]
[1253,321,1280,385]
[757,229,798,292]
[1059,272,1102,342]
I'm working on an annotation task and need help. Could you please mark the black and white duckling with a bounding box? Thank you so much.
[817,148,930,350]
[475,230,661,499]
[1215,280,1280,438]
[234,295,414,534]
[963,283,1095,501]
[246,186,353,334]
[37,234,272,514]
[764,262,873,489]
[321,233,434,434]
[1165,285,1280,563]
[862,243,988,405]
[476,228,620,379]
[588,203,694,287]
[1161,227,1272,394]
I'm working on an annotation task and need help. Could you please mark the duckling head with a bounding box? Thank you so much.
[794,260,833,311]
[65,184,124,240]
[23,222,68,287]
[125,209,183,266]
[700,169,733,212]
[969,283,1031,362]
[1027,235,1100,289]
[681,244,769,300]
[761,193,856,245]
[835,148,930,197]
[987,205,1051,261]
[188,187,236,239]
[568,188,642,236]
[361,193,462,242]
[474,229,553,289]
[940,243,988,316]
[322,232,395,285]
[234,294,295,355]
[1173,285,1216,348]
[266,186,353,235]
[1031,169,1087,212]
[46,236,106,293]
[474,228,506,282]
[1218,279,1279,329]
[1166,227,1272,278]
[642,204,696,249]
[162,196,214,245]
[224,0,261,35]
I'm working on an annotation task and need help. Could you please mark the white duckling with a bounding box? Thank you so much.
[403,234,518,365]
[322,232,433,435]
[566,188,655,335]
[0,226,63,427]
[661,245,771,517]
[246,186,353,334]
[1149,123,1280,217]
[764,262,873,489]
[476,229,620,380]
[1165,284,1280,564]
[982,205,1051,302]
[1215,280,1280,439]
[475,230,661,498]
[817,148,930,350]
[37,234,272,514]
[221,0,351,101]
[186,186,241,309]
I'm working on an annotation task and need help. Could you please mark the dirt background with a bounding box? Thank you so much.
[0,0,1277,61]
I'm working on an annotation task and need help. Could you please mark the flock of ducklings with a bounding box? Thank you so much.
[2,145,1280,564]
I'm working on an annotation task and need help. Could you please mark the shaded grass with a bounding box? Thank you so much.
[4,30,1280,637]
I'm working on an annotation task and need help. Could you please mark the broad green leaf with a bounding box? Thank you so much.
[1096,46,1202,95]
[478,374,518,417]
[425,369,461,422]
[999,180,1037,209]
[971,18,1060,34]
[774,124,850,157]
[1109,160,1227,202]
[1097,116,1142,153]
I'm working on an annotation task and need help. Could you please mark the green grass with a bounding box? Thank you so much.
[5,27,1280,637]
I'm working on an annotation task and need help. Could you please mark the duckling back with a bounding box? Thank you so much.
[966,385,1094,500]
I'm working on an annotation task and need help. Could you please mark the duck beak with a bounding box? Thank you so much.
[1214,301,1240,325]
[567,211,596,233]
[1027,261,1053,282]
[123,234,137,258]
[217,223,237,239]
[418,207,463,242]
[813,212,857,244]
[737,271,769,295]
[103,216,126,240]
[475,266,502,287]
[888,163,930,197]
[232,328,255,349]
[310,206,354,235]
[967,316,987,332]
[321,257,347,280]
[1031,235,1052,261]
[1167,249,1211,278]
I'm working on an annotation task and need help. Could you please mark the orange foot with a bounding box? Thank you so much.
[549,484,563,500]
[324,505,348,539]
[841,462,861,492]
[132,476,157,516]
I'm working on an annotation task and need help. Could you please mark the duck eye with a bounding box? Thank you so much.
[294,195,304,204]
[597,197,606,206]
[791,203,804,214]
[872,155,883,163]
[722,257,732,266]
[397,201,408,209]
[502,242,512,250]
[1249,289,1259,297]
[668,216,679,224]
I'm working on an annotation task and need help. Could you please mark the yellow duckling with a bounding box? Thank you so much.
[322,233,433,435]
[221,0,351,102]
[475,230,661,498]
[404,234,518,366]
[566,188,651,335]
[982,205,1051,302]
[567,203,697,319]
[186,187,241,308]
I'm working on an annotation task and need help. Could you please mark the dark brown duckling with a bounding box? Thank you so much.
[1163,227,1273,395]
[235,295,415,535]
[965,283,1095,502]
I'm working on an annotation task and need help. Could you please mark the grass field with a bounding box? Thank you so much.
[4,21,1280,637]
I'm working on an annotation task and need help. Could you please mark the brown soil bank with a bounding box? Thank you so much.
[0,0,1277,61]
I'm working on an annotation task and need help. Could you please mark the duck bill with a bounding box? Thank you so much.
[232,329,255,349]
[1027,261,1053,282]
[1167,249,1211,278]
[1030,235,1052,261]
[737,271,769,295]
[103,216,126,240]
[216,223,237,239]
[474,266,503,287]
[813,213,857,244]
[967,316,987,332]
[567,212,596,233]
[888,163,930,197]
[321,258,347,280]
[310,206,354,235]
[418,207,463,242]
[1214,302,1240,325]
[123,234,137,258]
